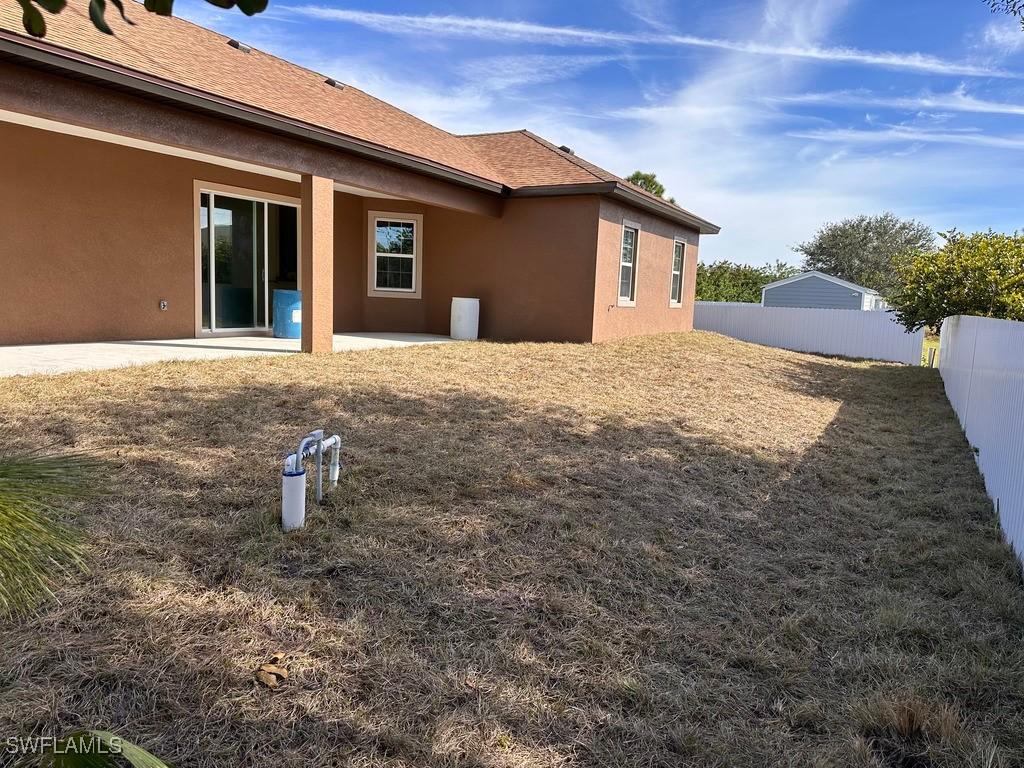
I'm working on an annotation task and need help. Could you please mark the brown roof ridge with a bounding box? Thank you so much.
[518,131,693,215]
[339,84,499,164]
[329,85,503,181]
[515,130,607,184]
[457,129,531,138]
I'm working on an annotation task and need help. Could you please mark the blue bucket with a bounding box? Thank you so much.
[272,289,302,339]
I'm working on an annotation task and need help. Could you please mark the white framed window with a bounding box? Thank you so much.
[367,211,423,299]
[618,220,640,307]
[670,239,685,306]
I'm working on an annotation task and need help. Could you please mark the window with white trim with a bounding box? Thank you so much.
[670,240,685,306]
[367,212,422,298]
[618,222,639,305]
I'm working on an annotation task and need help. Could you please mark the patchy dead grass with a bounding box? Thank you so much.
[0,331,1022,767]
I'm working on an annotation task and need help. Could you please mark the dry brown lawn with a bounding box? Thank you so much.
[1,331,1022,767]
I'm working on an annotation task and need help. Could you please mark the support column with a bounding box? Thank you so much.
[300,174,334,353]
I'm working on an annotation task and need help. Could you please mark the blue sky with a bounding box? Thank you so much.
[176,0,1024,266]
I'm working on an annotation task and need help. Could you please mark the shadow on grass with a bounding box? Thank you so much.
[1,349,1023,768]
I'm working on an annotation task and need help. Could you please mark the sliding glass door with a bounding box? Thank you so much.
[199,190,298,332]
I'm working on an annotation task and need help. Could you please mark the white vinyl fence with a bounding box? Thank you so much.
[939,315,1024,561]
[694,302,924,365]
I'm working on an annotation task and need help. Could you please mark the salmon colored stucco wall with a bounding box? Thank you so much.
[591,198,700,342]
[1,118,693,347]
[0,60,502,218]
[333,194,600,342]
[0,121,299,345]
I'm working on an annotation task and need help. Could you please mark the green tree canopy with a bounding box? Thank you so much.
[625,171,666,198]
[794,213,934,297]
[14,0,266,38]
[625,171,677,205]
[696,260,799,303]
[889,230,1024,332]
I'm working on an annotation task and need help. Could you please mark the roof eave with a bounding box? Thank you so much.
[509,181,721,235]
[762,270,876,294]
[0,31,505,195]
[609,183,720,235]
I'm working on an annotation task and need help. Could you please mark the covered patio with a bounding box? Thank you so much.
[0,333,452,377]
[0,42,507,354]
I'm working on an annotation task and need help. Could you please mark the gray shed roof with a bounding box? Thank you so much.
[762,271,879,295]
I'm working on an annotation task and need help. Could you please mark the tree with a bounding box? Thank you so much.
[696,260,799,303]
[889,230,1024,332]
[987,1,1024,27]
[625,171,677,205]
[793,213,934,297]
[14,0,266,39]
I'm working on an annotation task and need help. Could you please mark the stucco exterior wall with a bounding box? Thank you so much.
[0,121,299,345]
[591,198,700,342]
[333,195,600,342]
[0,60,501,218]
[2,103,691,347]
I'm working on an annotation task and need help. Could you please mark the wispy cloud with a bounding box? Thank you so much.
[457,54,634,93]
[790,125,1024,150]
[770,86,1024,116]
[288,6,1019,78]
[983,19,1024,53]
[620,0,676,34]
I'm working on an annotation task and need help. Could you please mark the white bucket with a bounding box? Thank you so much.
[450,297,480,340]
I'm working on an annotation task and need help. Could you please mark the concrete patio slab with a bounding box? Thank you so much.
[0,333,453,377]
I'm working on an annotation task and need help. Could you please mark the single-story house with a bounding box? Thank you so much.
[761,272,887,311]
[0,4,719,352]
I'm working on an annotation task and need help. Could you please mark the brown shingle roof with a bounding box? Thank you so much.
[460,131,600,188]
[0,2,718,231]
[0,1,500,182]
[462,130,712,223]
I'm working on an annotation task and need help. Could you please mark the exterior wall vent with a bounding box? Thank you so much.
[227,39,252,53]
[558,145,574,155]
[325,78,345,90]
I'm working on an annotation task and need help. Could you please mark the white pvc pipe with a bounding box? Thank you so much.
[281,454,306,532]
[329,449,340,487]
[320,434,342,488]
[280,433,343,531]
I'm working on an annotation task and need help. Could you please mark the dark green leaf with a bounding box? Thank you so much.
[234,0,268,16]
[107,0,134,25]
[33,0,66,13]
[143,0,173,16]
[18,0,46,37]
[88,0,113,34]
[19,0,265,38]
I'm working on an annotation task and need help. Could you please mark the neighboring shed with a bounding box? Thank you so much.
[761,271,887,311]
